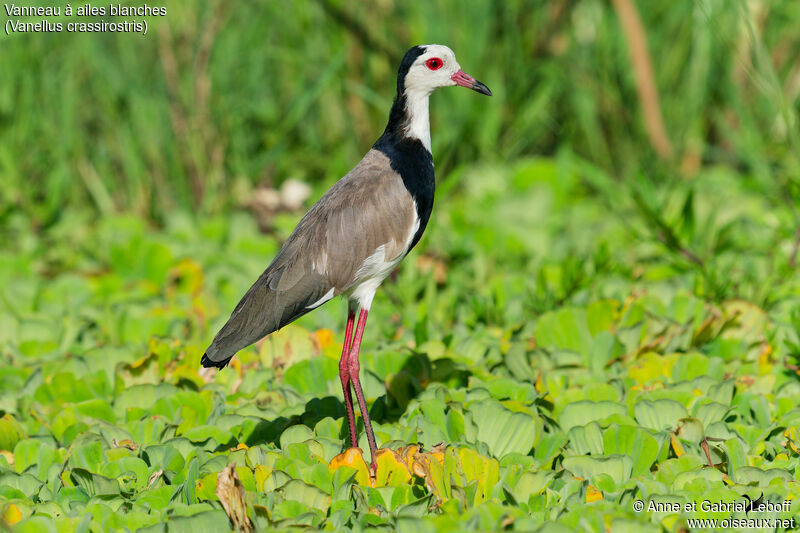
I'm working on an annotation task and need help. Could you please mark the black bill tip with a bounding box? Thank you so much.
[472,80,492,96]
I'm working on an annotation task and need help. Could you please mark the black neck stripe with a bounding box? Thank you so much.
[372,45,435,253]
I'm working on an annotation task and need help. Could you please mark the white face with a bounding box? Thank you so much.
[403,44,462,95]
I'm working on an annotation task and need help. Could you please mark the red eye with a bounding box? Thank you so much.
[425,57,443,70]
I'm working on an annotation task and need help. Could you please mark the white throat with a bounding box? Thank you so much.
[403,89,431,152]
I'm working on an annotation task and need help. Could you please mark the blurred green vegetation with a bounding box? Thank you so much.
[2,0,800,531]
[2,1,799,221]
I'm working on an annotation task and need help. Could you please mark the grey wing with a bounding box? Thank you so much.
[315,152,416,289]
[202,150,416,368]
[201,246,334,367]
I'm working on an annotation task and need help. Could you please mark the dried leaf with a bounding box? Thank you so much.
[147,469,164,489]
[430,442,447,454]
[397,444,420,473]
[216,465,254,533]
[112,438,138,451]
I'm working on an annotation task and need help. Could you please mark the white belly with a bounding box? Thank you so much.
[349,210,420,311]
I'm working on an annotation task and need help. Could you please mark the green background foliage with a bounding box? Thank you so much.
[2,0,800,531]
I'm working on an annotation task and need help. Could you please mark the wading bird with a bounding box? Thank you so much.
[202,45,491,470]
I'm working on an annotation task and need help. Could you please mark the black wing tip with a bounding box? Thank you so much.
[201,352,232,369]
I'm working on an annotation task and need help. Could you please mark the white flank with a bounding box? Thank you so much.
[306,287,335,309]
[350,208,420,311]
[350,277,383,312]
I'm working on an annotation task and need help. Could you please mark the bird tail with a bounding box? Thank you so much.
[201,352,232,369]
[199,257,332,370]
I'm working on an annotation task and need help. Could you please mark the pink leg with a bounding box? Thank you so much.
[348,308,378,472]
[339,306,358,448]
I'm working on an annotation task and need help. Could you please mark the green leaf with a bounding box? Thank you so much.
[0,414,25,451]
[512,470,554,503]
[692,401,729,428]
[148,510,231,533]
[13,439,45,475]
[733,466,793,487]
[183,457,199,504]
[586,300,618,335]
[468,399,540,458]
[724,438,747,478]
[11,516,58,533]
[634,400,688,431]
[562,455,633,487]
[283,357,338,395]
[559,401,626,431]
[280,479,332,513]
[280,425,314,451]
[182,426,234,447]
[69,440,105,473]
[602,425,658,477]
[100,456,150,493]
[534,308,592,355]
[142,445,185,479]
[676,417,704,444]
[70,468,121,496]
[75,399,115,422]
[533,432,567,467]
[567,422,604,455]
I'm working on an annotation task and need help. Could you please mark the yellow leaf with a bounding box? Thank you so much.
[130,351,157,369]
[259,325,314,370]
[784,427,800,454]
[424,454,448,502]
[670,432,685,457]
[168,258,204,296]
[315,329,334,350]
[195,472,218,501]
[254,464,271,490]
[534,372,545,394]
[499,338,511,354]
[628,352,677,384]
[759,342,772,365]
[169,364,205,389]
[0,450,14,467]
[329,447,372,487]
[61,470,75,487]
[374,449,411,487]
[2,503,22,525]
[586,485,603,503]
[398,444,420,473]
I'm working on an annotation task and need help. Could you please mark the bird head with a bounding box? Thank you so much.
[397,44,492,97]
